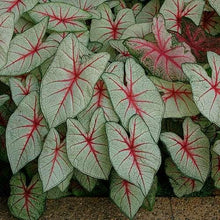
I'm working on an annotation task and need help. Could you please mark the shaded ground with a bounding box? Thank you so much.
[0,196,220,220]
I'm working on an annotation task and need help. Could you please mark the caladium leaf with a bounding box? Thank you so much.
[41,34,110,128]
[8,172,46,220]
[165,158,203,197]
[47,185,71,199]
[58,171,73,192]
[125,14,195,81]
[88,42,103,53]
[213,140,220,155]
[0,0,38,22]
[6,92,48,174]
[0,18,58,76]
[160,0,205,33]
[136,0,160,24]
[14,17,33,34]
[74,168,97,192]
[38,128,73,192]
[200,10,220,36]
[0,13,14,69]
[160,117,210,182]
[182,52,220,127]
[102,58,164,142]
[211,144,220,188]
[209,0,220,16]
[90,4,135,48]
[110,170,145,219]
[106,115,161,196]
[29,3,91,32]
[67,108,111,180]
[77,62,123,130]
[0,94,9,107]
[150,76,199,118]
[9,75,39,106]
[132,3,142,17]
[172,17,220,63]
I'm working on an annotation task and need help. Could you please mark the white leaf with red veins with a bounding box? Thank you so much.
[90,3,135,48]
[77,62,123,130]
[209,0,220,16]
[125,14,196,81]
[165,158,203,197]
[74,168,97,192]
[0,13,14,69]
[182,52,220,127]
[8,172,46,220]
[106,115,161,196]
[0,18,58,76]
[136,0,160,24]
[6,92,48,174]
[14,17,33,34]
[10,75,39,106]
[150,76,199,118]
[0,0,38,22]
[110,40,131,61]
[160,117,210,183]
[67,108,111,180]
[41,34,110,128]
[160,0,205,33]
[132,3,142,17]
[29,3,91,32]
[211,144,220,188]
[102,58,164,142]
[110,170,145,219]
[0,94,9,107]
[38,128,73,192]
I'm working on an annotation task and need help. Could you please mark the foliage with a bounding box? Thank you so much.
[0,0,219,219]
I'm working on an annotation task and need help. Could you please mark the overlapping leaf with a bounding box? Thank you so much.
[150,76,199,118]
[106,115,161,196]
[6,92,48,174]
[67,108,112,179]
[125,14,195,81]
[10,75,39,106]
[160,0,205,32]
[102,58,164,142]
[58,171,73,192]
[0,13,14,69]
[0,18,58,76]
[209,0,220,16]
[8,172,46,220]
[160,117,210,182]
[0,0,38,22]
[0,94,9,107]
[38,128,73,192]
[41,34,110,128]
[213,140,220,155]
[14,17,33,34]
[211,144,220,188]
[110,170,145,219]
[182,52,220,127]
[29,3,91,32]
[165,158,203,197]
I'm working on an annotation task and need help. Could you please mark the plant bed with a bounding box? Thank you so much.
[0,0,220,219]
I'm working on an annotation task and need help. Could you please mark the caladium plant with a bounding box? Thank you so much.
[0,0,220,219]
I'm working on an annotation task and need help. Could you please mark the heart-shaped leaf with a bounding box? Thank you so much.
[110,170,145,219]
[0,13,14,69]
[106,115,161,196]
[182,52,220,127]
[160,0,205,33]
[38,128,73,192]
[0,0,38,22]
[10,75,39,106]
[67,108,111,180]
[160,117,210,182]
[125,14,195,81]
[29,3,91,32]
[102,58,164,142]
[6,92,48,174]
[8,172,46,220]
[0,18,58,76]
[150,76,199,118]
[165,158,203,197]
[41,33,110,128]
[211,144,220,188]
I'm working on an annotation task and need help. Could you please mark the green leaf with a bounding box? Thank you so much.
[209,0,220,16]
[213,140,220,155]
[211,144,220,188]
[8,172,46,220]
[160,117,210,183]
[6,92,48,174]
[0,94,9,107]
[67,108,112,179]
[58,171,73,192]
[106,115,161,196]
